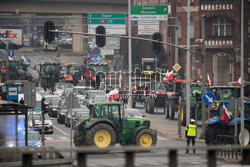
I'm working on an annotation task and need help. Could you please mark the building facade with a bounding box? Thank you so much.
[167,0,250,85]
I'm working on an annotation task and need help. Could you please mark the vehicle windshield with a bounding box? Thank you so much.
[79,112,89,118]
[125,109,142,117]
[214,88,235,100]
[28,132,40,140]
[29,114,42,121]
[152,83,173,91]
[51,98,61,105]
[89,64,109,74]
[89,91,106,99]
[56,83,73,89]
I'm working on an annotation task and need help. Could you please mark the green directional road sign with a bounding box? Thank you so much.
[88,19,126,24]
[131,5,168,15]
[88,13,126,19]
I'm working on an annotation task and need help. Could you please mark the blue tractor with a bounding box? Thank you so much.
[205,100,250,145]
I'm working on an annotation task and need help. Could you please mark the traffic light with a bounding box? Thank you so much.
[96,25,106,47]
[152,32,162,53]
[44,21,55,43]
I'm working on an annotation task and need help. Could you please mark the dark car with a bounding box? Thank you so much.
[65,108,83,127]
[48,97,61,117]
[72,111,89,129]
[57,108,67,124]
[72,105,89,128]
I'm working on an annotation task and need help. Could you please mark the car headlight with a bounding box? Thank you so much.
[29,122,33,127]
[48,121,53,126]
[52,108,57,111]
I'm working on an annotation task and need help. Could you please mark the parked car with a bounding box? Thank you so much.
[28,130,42,147]
[57,108,67,124]
[125,108,144,118]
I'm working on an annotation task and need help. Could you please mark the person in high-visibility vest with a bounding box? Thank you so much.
[185,119,197,154]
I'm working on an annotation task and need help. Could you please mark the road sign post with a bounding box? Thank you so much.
[64,92,80,159]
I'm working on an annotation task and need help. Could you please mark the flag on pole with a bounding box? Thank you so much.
[21,56,27,63]
[236,77,241,86]
[107,89,120,102]
[207,73,212,87]
[223,103,231,123]
[163,70,173,81]
[119,71,122,88]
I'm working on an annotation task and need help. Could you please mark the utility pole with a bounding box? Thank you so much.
[128,0,132,108]
[240,0,245,140]
[186,0,191,126]
[201,15,206,139]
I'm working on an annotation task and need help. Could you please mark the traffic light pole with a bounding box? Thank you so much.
[186,0,191,127]
[128,0,132,108]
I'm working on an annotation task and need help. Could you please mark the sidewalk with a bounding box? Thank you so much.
[143,112,205,143]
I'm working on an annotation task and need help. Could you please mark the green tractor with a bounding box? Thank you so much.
[74,102,157,150]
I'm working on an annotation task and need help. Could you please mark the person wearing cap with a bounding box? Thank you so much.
[185,119,197,154]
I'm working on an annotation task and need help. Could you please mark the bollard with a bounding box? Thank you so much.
[22,153,32,167]
[125,152,134,167]
[78,152,87,167]
[242,149,250,165]
[208,150,216,167]
[169,150,177,167]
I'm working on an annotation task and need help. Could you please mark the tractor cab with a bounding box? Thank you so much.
[74,102,157,149]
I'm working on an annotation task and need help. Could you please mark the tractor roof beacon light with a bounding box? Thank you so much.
[44,21,55,43]
[96,25,106,47]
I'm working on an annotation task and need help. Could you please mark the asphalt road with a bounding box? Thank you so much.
[13,48,240,166]
[42,106,236,167]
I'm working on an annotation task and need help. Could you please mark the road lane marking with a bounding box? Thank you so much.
[29,57,40,65]
[158,136,169,141]
[53,125,68,136]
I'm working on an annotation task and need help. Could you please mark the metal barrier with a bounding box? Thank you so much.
[0,145,250,167]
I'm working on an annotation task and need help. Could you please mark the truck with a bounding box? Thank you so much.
[0,29,23,47]
[74,102,157,150]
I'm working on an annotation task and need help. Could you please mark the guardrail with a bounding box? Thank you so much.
[0,145,250,167]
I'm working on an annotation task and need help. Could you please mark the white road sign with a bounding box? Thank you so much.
[138,20,159,35]
[131,15,168,21]
[101,49,114,55]
[88,24,126,35]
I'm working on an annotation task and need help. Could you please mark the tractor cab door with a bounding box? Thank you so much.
[100,104,122,132]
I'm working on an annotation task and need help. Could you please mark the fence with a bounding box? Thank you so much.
[0,145,250,167]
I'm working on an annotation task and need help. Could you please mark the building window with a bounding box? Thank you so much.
[248,19,250,38]
[213,17,231,36]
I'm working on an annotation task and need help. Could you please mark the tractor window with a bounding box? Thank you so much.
[91,106,99,118]
[110,105,119,119]
[101,105,109,119]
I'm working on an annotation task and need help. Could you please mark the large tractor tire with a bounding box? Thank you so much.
[205,124,218,145]
[86,123,116,150]
[136,129,157,148]
[148,98,155,114]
